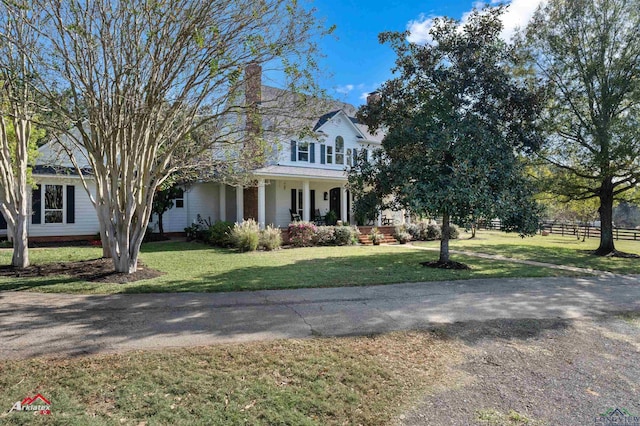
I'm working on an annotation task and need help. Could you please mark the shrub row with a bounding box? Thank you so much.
[396,221,459,242]
[185,216,282,252]
[287,222,360,248]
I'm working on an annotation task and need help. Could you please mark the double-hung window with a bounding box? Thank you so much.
[335,136,344,165]
[298,142,309,162]
[44,185,64,223]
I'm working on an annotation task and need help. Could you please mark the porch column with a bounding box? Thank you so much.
[341,185,348,224]
[377,210,382,227]
[236,185,244,223]
[302,180,310,222]
[219,184,226,222]
[257,178,266,229]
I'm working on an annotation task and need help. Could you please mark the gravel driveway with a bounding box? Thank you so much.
[400,315,640,425]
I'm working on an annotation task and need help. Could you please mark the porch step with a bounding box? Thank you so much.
[357,226,397,245]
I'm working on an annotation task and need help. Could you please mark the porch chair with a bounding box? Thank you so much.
[314,209,325,226]
[289,208,301,222]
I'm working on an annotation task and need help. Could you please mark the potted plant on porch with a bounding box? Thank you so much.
[369,227,384,245]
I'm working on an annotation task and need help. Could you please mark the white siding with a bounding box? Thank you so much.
[278,110,380,171]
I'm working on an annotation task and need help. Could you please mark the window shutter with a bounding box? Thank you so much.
[0,212,6,230]
[320,144,326,164]
[32,184,42,224]
[353,148,358,166]
[66,185,75,224]
[309,142,315,163]
[363,149,368,162]
[290,140,297,162]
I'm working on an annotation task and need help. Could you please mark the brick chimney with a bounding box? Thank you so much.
[366,91,381,105]
[245,62,262,111]
[244,62,263,167]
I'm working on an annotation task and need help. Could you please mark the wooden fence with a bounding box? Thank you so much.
[477,220,640,242]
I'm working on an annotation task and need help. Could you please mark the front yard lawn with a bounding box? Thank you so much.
[414,230,640,275]
[0,241,578,294]
[0,331,461,425]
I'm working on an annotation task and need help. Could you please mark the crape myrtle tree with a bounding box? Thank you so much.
[0,2,42,268]
[25,0,329,273]
[350,7,543,266]
[521,0,640,256]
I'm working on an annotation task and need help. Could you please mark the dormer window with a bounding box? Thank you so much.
[298,142,309,162]
[335,136,344,165]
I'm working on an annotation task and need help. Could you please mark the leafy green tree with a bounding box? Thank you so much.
[351,7,543,265]
[151,185,183,238]
[521,0,640,255]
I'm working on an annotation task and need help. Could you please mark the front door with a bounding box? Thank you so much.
[329,187,341,220]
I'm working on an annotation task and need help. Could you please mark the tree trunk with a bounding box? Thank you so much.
[11,211,29,268]
[439,212,450,263]
[595,178,615,255]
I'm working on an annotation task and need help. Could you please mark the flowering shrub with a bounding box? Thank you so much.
[230,219,260,252]
[334,225,359,245]
[288,221,317,247]
[394,225,412,244]
[259,225,282,251]
[313,226,336,246]
[405,221,458,241]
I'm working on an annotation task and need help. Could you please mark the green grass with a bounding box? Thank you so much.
[0,241,577,294]
[0,331,460,425]
[415,230,640,275]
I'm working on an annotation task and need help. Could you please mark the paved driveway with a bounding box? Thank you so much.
[1,274,639,359]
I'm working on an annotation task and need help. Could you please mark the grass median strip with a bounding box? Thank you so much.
[0,242,579,294]
[0,331,461,426]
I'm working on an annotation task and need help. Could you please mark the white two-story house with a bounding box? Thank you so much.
[1,67,397,241]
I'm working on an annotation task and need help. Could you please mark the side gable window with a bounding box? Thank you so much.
[175,188,184,208]
[44,185,64,223]
[32,184,76,225]
[335,136,344,165]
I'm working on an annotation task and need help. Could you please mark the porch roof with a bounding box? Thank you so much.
[252,165,347,181]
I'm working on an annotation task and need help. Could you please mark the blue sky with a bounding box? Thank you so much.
[310,0,545,106]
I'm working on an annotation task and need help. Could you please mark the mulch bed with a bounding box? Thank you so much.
[420,260,471,270]
[0,258,164,284]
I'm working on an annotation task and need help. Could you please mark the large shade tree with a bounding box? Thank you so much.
[23,0,328,273]
[351,7,543,265]
[522,0,640,255]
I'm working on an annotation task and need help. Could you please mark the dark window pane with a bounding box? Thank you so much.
[45,185,63,209]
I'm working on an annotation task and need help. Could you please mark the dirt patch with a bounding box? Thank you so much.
[421,260,471,270]
[399,316,640,425]
[0,258,163,283]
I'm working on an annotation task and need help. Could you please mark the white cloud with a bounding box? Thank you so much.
[499,0,547,42]
[406,0,547,44]
[406,15,436,44]
[335,84,354,95]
